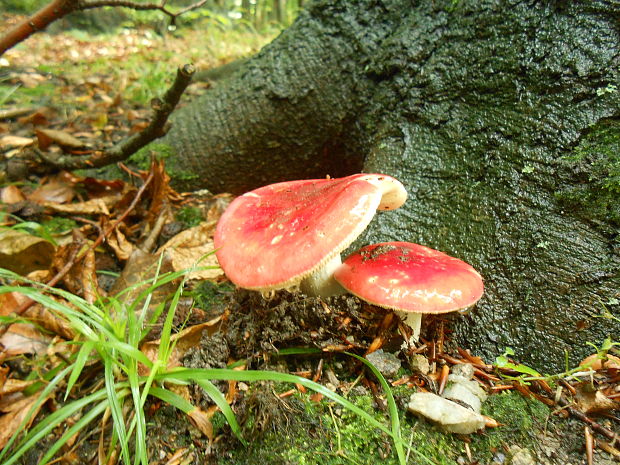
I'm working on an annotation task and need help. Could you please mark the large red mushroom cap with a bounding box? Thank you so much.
[214,174,407,292]
[333,242,484,313]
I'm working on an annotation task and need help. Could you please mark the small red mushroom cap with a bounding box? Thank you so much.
[333,242,484,313]
[214,174,407,291]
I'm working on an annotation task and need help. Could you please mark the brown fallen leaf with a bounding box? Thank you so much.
[1,378,36,396]
[158,221,222,281]
[0,229,55,275]
[110,249,179,326]
[28,177,75,204]
[187,406,214,440]
[0,393,51,450]
[0,135,33,151]
[0,185,26,204]
[42,194,121,215]
[169,384,214,441]
[35,128,88,152]
[106,225,134,261]
[0,322,52,356]
[574,383,620,414]
[580,353,620,371]
[24,301,75,341]
[140,316,222,374]
[17,108,53,127]
[0,291,28,316]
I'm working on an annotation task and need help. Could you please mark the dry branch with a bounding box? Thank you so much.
[37,63,195,171]
[0,0,208,57]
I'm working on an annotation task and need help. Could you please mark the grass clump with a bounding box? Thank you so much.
[0,265,427,465]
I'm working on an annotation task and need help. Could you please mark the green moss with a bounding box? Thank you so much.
[218,389,551,465]
[175,206,203,229]
[473,391,550,461]
[129,143,174,170]
[41,217,77,235]
[556,118,620,227]
[191,281,234,311]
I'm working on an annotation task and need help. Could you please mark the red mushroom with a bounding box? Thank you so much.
[333,242,484,342]
[214,174,407,296]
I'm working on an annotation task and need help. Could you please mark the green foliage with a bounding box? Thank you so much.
[1,0,47,14]
[41,217,77,235]
[495,348,542,378]
[175,206,204,229]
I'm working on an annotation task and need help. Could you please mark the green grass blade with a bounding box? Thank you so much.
[65,340,95,400]
[346,352,406,465]
[149,386,194,412]
[38,399,109,464]
[1,386,107,465]
[105,362,131,465]
[159,368,392,437]
[194,378,246,445]
[0,364,72,463]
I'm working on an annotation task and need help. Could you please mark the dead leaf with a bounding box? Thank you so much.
[17,108,52,127]
[0,229,55,275]
[106,226,134,261]
[0,393,51,450]
[0,291,28,316]
[1,378,36,396]
[0,185,26,204]
[0,323,52,356]
[158,221,222,281]
[42,194,120,215]
[110,249,179,323]
[187,406,214,440]
[24,301,75,341]
[574,384,620,413]
[0,135,33,151]
[580,353,620,371]
[35,128,88,152]
[46,236,102,305]
[28,177,75,204]
[140,317,222,373]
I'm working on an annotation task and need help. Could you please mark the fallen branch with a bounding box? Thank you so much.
[37,63,195,171]
[0,0,208,57]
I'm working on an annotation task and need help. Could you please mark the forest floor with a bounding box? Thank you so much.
[0,12,619,465]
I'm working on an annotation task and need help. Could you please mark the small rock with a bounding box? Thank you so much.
[366,349,401,378]
[442,363,487,413]
[408,354,430,375]
[408,392,486,434]
[508,446,536,465]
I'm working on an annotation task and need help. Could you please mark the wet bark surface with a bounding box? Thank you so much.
[163,0,620,371]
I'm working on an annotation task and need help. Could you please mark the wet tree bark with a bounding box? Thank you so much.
[163,0,620,371]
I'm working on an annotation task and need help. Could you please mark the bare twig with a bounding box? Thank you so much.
[0,0,78,57]
[38,64,195,171]
[0,0,208,57]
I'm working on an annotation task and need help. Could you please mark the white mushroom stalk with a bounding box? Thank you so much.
[396,311,423,343]
[300,254,345,297]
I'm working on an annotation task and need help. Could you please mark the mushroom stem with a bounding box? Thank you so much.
[300,254,346,297]
[396,311,422,343]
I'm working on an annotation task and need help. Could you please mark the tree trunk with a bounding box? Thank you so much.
[162,0,620,371]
